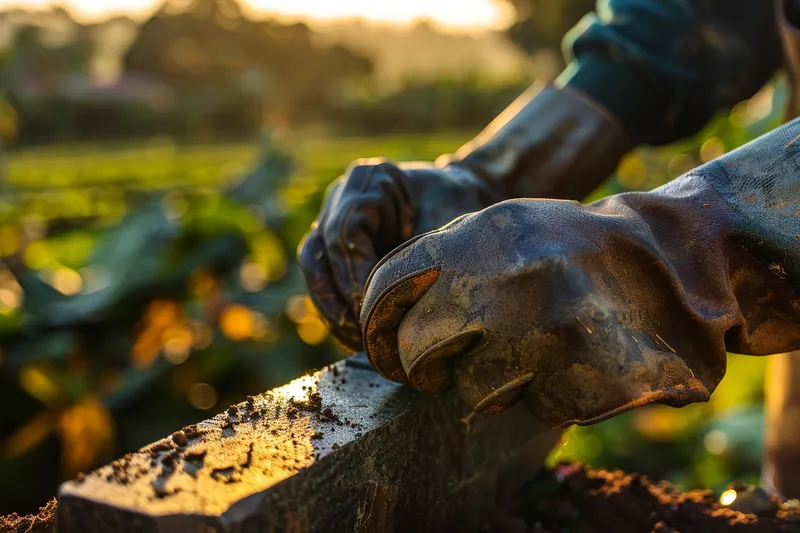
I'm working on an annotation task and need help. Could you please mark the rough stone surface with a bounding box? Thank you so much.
[56,354,560,532]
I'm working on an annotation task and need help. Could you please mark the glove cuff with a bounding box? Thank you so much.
[438,84,632,201]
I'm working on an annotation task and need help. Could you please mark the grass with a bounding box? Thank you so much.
[3,132,473,229]
[6,132,470,190]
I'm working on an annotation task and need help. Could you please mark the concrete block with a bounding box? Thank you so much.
[56,354,560,532]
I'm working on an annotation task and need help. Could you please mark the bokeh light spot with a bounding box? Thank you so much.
[220,304,255,341]
[720,489,737,506]
[617,154,647,190]
[188,382,218,410]
[19,365,61,405]
[298,321,327,345]
[700,137,725,163]
[703,429,728,455]
[49,268,84,295]
[240,261,267,292]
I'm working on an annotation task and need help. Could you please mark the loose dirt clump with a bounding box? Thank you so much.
[290,391,323,413]
[0,498,56,533]
[462,463,800,533]
[288,389,347,426]
[171,430,188,447]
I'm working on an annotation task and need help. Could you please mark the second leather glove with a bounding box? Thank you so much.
[361,119,800,429]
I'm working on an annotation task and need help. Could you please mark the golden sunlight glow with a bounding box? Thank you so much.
[248,0,508,28]
[275,374,317,403]
[3,0,511,29]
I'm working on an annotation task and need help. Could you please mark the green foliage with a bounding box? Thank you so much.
[0,131,469,513]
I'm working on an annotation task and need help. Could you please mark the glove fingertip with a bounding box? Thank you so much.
[298,232,363,351]
[361,267,440,383]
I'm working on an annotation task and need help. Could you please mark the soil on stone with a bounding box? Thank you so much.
[462,463,800,533]
[7,464,800,533]
[0,499,56,533]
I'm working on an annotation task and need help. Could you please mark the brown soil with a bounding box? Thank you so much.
[7,464,800,532]
[464,463,800,533]
[0,499,56,533]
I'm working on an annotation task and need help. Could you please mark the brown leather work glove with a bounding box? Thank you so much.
[298,85,629,350]
[360,119,800,429]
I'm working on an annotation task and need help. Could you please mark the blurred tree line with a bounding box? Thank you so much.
[1,0,375,144]
[0,0,594,145]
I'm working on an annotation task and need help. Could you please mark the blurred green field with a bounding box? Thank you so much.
[1,132,473,275]
[4,133,469,217]
[7,134,470,189]
[2,134,475,264]
[0,78,789,510]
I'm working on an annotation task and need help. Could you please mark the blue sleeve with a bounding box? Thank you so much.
[559,0,783,146]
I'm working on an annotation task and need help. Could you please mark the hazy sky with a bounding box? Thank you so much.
[0,0,513,28]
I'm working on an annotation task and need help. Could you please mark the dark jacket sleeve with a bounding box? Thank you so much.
[559,0,784,146]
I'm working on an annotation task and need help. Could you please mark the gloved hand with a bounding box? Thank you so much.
[298,86,629,350]
[360,119,800,429]
[297,160,504,350]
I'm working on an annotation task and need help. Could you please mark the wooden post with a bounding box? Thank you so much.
[763,351,800,498]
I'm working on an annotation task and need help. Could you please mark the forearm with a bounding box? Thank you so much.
[441,84,630,201]
[443,0,782,202]
[564,0,782,145]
